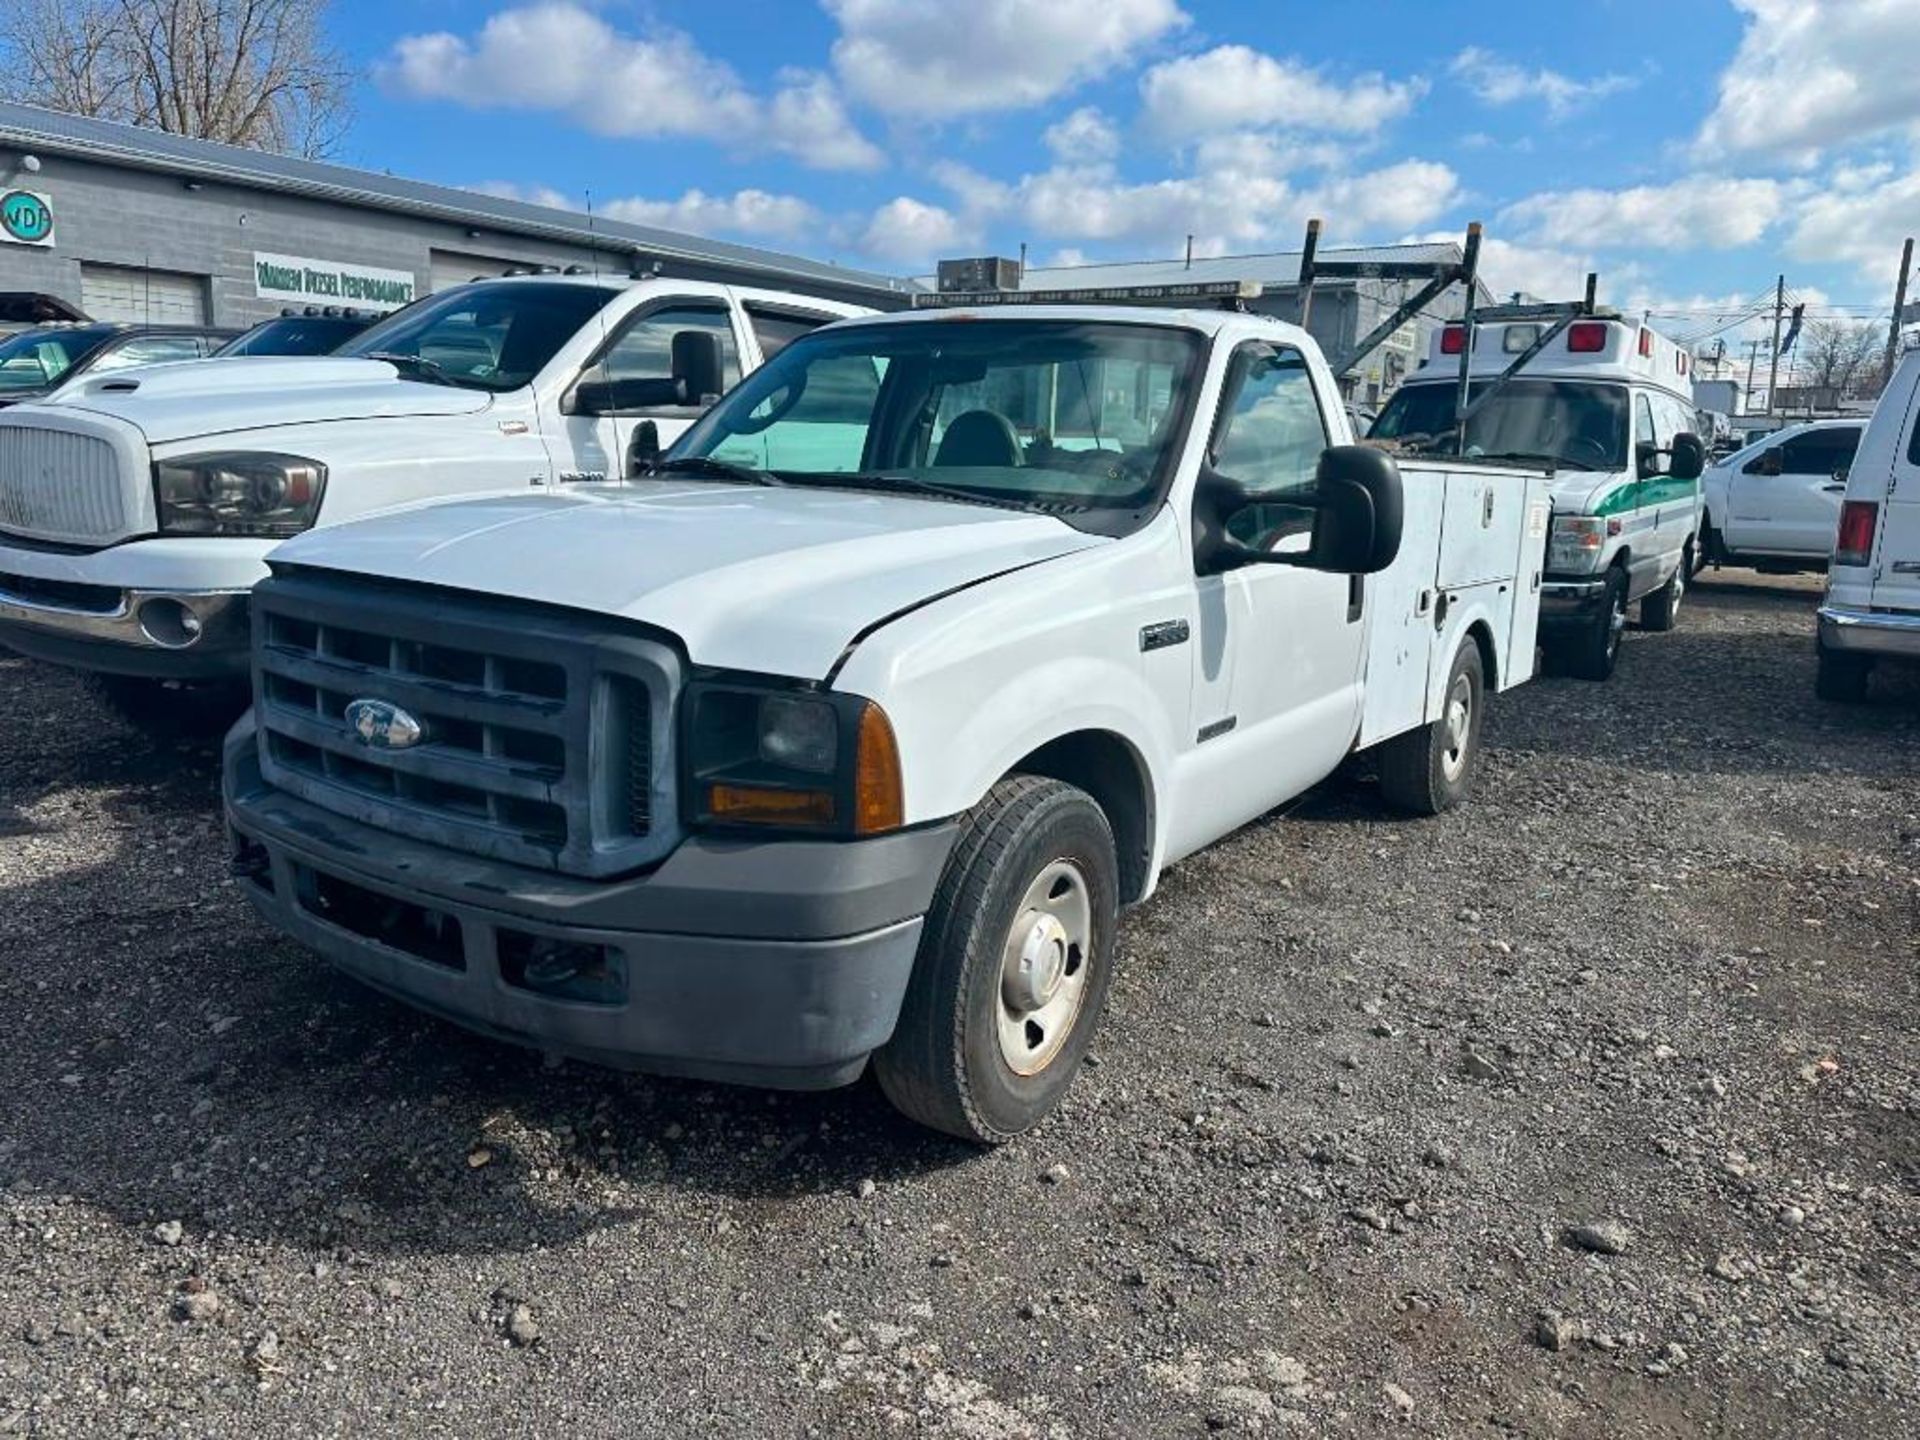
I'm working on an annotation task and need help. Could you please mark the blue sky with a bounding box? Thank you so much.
[330,1,1920,347]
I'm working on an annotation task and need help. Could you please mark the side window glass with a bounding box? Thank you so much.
[745,307,827,362]
[594,305,741,398]
[1212,346,1328,550]
[1635,393,1658,453]
[712,355,887,473]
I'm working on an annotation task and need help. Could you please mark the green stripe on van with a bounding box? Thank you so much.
[1592,477,1700,517]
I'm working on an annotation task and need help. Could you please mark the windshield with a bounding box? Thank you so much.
[0,327,114,392]
[219,316,366,357]
[673,319,1203,520]
[335,281,618,391]
[1370,378,1630,470]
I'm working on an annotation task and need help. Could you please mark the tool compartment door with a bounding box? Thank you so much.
[1436,467,1528,588]
[1504,478,1552,689]
[1357,463,1444,748]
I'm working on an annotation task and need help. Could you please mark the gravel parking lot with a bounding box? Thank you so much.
[1,572,1914,1438]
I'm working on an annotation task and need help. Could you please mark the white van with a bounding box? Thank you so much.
[1369,316,1703,679]
[1815,349,1920,700]
[1701,418,1864,573]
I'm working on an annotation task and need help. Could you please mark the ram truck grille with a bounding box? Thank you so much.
[251,571,680,877]
[0,425,134,546]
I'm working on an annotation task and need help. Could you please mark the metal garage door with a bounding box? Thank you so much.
[80,264,209,324]
[430,251,518,293]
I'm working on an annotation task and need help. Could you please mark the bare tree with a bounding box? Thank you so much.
[1799,318,1882,398]
[0,0,350,158]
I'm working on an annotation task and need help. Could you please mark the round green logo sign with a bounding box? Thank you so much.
[1,190,52,243]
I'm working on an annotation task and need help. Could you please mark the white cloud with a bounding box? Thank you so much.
[1699,0,1920,159]
[381,5,882,170]
[1045,107,1121,164]
[1502,177,1786,250]
[603,189,822,242]
[1315,161,1461,235]
[1788,165,1920,281]
[1140,45,1424,140]
[1449,46,1635,120]
[861,197,971,264]
[827,0,1184,119]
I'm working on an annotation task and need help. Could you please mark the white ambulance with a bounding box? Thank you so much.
[1369,315,1704,679]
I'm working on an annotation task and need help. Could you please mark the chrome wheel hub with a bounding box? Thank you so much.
[1440,672,1473,782]
[996,859,1092,1076]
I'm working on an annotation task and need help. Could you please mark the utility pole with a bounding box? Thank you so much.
[1766,274,1785,416]
[1743,337,1764,410]
[1883,237,1913,387]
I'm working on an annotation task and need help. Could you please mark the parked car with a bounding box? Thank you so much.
[224,292,1553,1142]
[216,309,376,357]
[1369,315,1704,680]
[1699,418,1863,574]
[0,277,870,725]
[0,322,236,408]
[1814,351,1920,700]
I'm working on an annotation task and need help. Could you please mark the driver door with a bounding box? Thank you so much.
[1185,343,1366,837]
[557,301,744,481]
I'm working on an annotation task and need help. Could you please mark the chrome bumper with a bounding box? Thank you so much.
[1818,605,1920,660]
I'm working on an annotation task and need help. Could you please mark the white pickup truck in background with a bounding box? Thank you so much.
[224,283,1551,1142]
[1701,418,1864,574]
[1815,347,1920,700]
[0,276,870,723]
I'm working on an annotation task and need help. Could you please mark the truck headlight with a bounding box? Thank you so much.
[153,452,327,537]
[1548,514,1609,559]
[684,683,904,836]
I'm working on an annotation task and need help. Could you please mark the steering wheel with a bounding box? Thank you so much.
[1565,436,1611,467]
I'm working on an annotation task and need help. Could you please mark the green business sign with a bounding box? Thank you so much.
[0,189,54,247]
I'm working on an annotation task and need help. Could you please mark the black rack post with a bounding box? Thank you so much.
[1450,222,1483,457]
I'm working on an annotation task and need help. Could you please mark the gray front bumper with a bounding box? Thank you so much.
[1818,604,1920,661]
[0,580,250,678]
[224,716,958,1090]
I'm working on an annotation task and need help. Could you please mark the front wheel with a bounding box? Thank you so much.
[1558,568,1627,681]
[1377,640,1485,815]
[874,776,1118,1144]
[1639,555,1685,632]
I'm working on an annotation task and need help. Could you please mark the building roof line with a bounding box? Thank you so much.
[0,101,917,300]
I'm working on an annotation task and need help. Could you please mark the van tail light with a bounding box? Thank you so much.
[1440,325,1465,355]
[1835,500,1878,567]
[1638,327,1653,357]
[1567,322,1607,353]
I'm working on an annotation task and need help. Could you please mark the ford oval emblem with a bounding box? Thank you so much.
[345,698,425,750]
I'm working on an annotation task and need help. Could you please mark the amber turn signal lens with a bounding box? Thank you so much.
[853,701,904,835]
[707,784,835,826]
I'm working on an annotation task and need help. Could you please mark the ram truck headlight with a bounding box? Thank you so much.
[153,452,327,537]
[685,683,903,837]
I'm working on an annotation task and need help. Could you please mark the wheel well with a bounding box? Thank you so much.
[1011,731,1154,903]
[1465,619,1497,690]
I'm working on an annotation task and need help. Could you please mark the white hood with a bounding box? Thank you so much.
[269,481,1108,679]
[46,357,492,443]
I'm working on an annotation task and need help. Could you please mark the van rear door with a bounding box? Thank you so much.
[1870,410,1920,612]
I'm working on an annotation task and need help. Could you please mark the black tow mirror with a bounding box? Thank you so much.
[1667,431,1705,482]
[627,420,661,476]
[1193,445,1403,576]
[671,329,725,407]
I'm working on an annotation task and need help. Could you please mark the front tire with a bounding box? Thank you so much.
[1639,555,1685,632]
[1815,647,1872,703]
[1378,640,1485,815]
[874,776,1118,1144]
[1559,568,1628,681]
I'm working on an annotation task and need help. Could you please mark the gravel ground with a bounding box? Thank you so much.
[1,572,1915,1438]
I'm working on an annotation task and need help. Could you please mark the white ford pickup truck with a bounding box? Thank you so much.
[224,291,1552,1142]
[0,275,869,719]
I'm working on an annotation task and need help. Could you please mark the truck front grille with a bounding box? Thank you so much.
[0,425,132,545]
[252,571,681,877]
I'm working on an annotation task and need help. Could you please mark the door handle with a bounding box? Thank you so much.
[1821,481,1847,492]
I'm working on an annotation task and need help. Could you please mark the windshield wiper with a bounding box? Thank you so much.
[362,351,455,386]
[646,455,784,487]
[784,470,1069,512]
